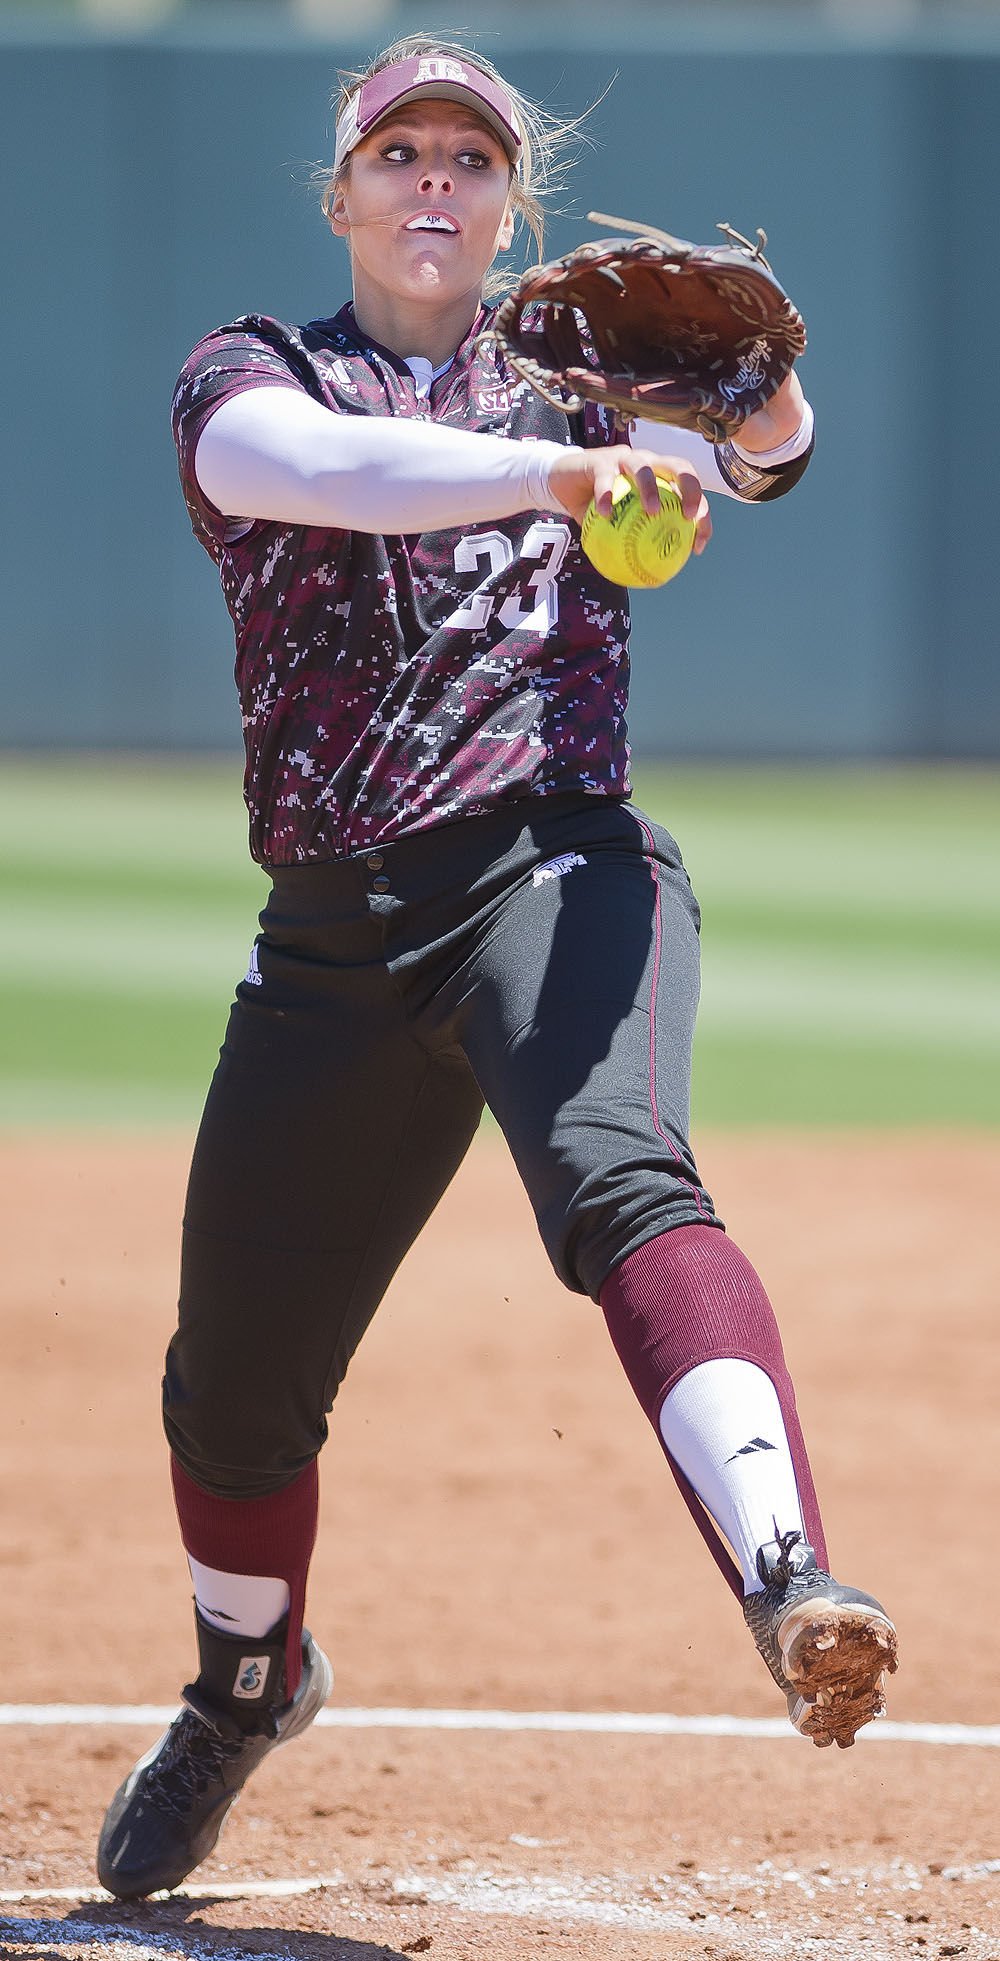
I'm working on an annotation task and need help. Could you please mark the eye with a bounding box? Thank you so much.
[457,148,493,170]
[380,142,416,164]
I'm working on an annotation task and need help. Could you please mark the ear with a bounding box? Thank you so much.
[329,185,350,237]
[496,200,516,254]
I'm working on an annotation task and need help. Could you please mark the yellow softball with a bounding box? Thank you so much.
[580,471,696,588]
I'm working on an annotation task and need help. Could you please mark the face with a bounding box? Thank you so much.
[330,99,516,316]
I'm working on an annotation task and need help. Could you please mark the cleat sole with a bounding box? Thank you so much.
[778,1598,898,1750]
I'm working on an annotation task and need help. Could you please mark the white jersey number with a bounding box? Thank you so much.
[444,521,570,634]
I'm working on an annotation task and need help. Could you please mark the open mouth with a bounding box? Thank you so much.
[405,213,459,234]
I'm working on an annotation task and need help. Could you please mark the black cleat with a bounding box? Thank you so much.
[97,1629,332,1898]
[744,1530,898,1749]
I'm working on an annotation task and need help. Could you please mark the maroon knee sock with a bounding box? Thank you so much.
[170,1456,319,1697]
[600,1224,827,1597]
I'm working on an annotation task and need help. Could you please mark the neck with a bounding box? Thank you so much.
[350,280,482,371]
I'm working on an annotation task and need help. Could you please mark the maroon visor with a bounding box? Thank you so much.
[334,54,523,175]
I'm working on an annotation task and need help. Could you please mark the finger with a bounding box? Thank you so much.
[610,454,660,516]
[669,469,703,523]
[692,496,712,556]
[591,461,628,518]
[632,457,703,523]
[592,475,617,519]
[632,463,663,517]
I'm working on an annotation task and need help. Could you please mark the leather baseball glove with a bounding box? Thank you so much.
[483,215,807,443]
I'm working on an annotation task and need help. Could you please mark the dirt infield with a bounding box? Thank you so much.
[2,1127,999,1960]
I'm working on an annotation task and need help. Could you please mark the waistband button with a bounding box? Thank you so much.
[366,852,385,871]
[371,875,391,894]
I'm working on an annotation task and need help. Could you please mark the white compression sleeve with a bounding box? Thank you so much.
[630,401,814,500]
[194,384,577,534]
[658,1359,806,1593]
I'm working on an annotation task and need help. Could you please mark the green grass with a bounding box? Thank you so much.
[631,762,1000,1125]
[0,756,263,1128]
[1,755,997,1127]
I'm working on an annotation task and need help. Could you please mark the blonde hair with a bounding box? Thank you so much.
[320,33,590,298]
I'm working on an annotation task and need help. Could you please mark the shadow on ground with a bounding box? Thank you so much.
[1,1904,420,1961]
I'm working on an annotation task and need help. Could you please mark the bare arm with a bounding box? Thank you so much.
[734,370,809,455]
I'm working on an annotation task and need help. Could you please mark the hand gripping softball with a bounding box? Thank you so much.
[483,215,807,443]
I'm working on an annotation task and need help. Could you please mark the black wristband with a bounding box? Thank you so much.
[714,430,815,503]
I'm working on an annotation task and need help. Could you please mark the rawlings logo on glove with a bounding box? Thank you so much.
[481,215,807,443]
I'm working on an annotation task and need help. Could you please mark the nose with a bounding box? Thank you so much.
[418,151,455,196]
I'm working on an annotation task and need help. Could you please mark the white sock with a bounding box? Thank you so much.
[188,1558,291,1638]
[658,1358,806,1593]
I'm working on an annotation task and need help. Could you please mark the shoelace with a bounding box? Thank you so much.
[144,1712,253,1820]
[769,1525,805,1590]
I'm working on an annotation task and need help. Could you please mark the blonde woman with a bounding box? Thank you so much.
[97,37,896,1901]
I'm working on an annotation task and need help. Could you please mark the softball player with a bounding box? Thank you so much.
[97,36,897,1900]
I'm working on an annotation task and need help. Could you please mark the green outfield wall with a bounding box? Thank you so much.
[2,7,998,758]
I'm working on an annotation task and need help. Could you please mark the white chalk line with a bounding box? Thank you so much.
[3,1709,998,1953]
[0,1877,335,1905]
[0,1702,998,1747]
[4,1858,1000,1960]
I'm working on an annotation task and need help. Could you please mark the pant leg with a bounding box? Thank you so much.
[454,801,719,1299]
[441,799,825,1591]
[164,885,483,1499]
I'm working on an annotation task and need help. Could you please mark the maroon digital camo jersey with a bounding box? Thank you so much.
[172,304,632,865]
